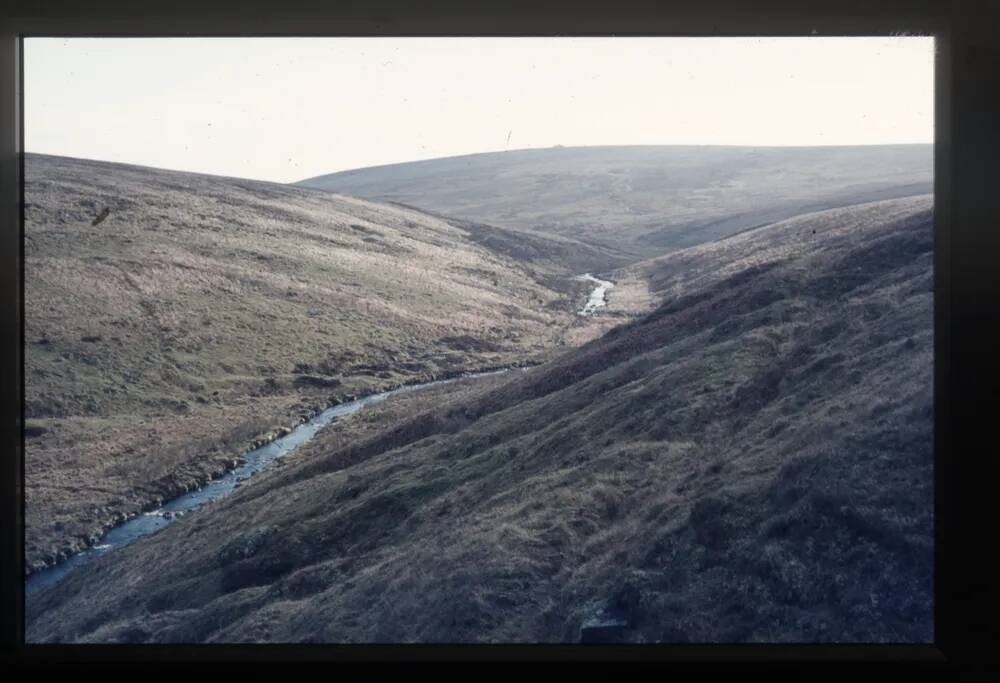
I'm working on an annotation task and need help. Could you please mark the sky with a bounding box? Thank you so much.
[24,36,934,184]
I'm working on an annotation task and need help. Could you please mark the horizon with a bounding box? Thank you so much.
[25,37,934,183]
[28,141,935,187]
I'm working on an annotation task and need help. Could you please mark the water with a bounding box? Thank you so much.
[578,274,614,315]
[25,368,515,595]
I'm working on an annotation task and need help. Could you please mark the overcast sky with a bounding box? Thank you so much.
[24,36,934,184]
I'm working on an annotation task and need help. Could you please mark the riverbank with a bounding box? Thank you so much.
[26,362,537,593]
[26,275,634,589]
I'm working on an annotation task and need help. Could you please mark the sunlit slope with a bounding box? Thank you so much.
[23,153,582,573]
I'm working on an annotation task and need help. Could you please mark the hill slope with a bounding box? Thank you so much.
[26,194,934,643]
[23,154,596,574]
[297,145,933,259]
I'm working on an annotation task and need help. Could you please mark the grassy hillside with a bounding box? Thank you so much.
[23,154,598,574]
[297,144,932,259]
[26,194,934,643]
[384,204,638,275]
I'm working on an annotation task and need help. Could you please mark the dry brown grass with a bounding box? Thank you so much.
[27,195,933,644]
[23,153,592,571]
[298,145,932,258]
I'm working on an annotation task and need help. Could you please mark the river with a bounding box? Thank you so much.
[578,273,614,315]
[27,273,613,594]
[25,367,517,595]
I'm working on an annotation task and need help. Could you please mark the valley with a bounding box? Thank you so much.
[23,153,614,574]
[298,144,933,258]
[25,189,934,643]
[18,35,937,649]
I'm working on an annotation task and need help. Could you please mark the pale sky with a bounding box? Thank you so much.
[24,37,934,184]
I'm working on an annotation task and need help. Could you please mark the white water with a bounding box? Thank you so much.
[577,274,614,315]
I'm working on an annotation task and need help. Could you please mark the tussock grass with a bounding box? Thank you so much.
[28,195,933,644]
[299,145,932,260]
[24,154,588,570]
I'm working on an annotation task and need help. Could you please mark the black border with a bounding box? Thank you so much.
[3,0,998,673]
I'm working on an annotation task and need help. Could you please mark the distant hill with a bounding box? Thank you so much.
[27,194,933,643]
[22,154,594,575]
[297,145,933,260]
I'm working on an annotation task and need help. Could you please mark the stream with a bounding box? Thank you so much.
[25,368,516,595]
[578,273,614,315]
[27,274,614,595]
